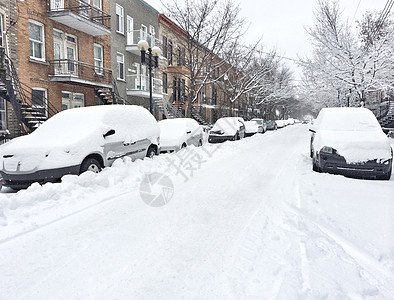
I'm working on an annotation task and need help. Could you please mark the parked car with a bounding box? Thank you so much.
[310,107,392,180]
[244,121,260,137]
[275,120,286,128]
[250,118,267,133]
[266,120,277,130]
[0,105,160,190]
[208,117,246,143]
[159,118,203,153]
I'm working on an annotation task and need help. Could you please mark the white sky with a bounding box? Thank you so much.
[144,0,389,80]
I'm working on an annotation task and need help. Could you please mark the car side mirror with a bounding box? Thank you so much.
[103,129,115,138]
[186,130,192,134]
[309,128,316,133]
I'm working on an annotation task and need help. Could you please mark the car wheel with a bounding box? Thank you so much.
[198,140,203,146]
[80,158,101,174]
[236,133,240,140]
[146,146,157,158]
[181,143,187,149]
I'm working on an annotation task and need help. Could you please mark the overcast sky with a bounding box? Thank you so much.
[144,0,388,80]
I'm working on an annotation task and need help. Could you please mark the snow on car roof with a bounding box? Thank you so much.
[315,107,382,131]
[4,105,158,150]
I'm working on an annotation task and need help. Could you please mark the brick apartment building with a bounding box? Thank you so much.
[1,0,113,138]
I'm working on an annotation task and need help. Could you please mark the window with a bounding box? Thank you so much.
[173,76,177,101]
[116,4,124,34]
[94,44,103,74]
[0,14,4,47]
[62,91,85,110]
[29,20,45,60]
[181,47,186,66]
[162,72,167,94]
[181,79,185,101]
[117,52,124,80]
[168,40,173,66]
[141,24,147,40]
[162,36,167,58]
[0,92,6,131]
[177,46,181,66]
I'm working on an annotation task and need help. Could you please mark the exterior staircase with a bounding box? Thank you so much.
[377,101,394,132]
[160,96,184,119]
[191,105,211,126]
[0,47,59,136]
[95,76,125,105]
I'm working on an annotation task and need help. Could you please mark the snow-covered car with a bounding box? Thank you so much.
[287,118,295,125]
[310,107,392,180]
[159,118,203,153]
[266,120,277,130]
[208,117,246,143]
[244,121,260,137]
[250,118,267,133]
[0,105,160,190]
[275,120,286,128]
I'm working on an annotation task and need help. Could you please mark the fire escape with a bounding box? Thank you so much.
[0,48,59,136]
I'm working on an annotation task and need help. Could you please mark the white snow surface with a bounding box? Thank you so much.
[0,125,394,299]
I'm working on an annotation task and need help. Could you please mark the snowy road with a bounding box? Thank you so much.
[1,125,394,299]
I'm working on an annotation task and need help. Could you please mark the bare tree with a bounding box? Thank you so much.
[299,0,394,109]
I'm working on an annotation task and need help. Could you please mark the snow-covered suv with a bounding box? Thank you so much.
[0,105,160,189]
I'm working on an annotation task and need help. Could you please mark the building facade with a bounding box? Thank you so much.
[111,0,162,115]
[0,0,113,138]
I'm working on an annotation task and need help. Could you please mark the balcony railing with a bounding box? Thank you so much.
[47,0,111,36]
[126,74,163,98]
[126,30,162,55]
[48,59,112,87]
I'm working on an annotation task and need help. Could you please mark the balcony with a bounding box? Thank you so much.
[48,59,113,88]
[46,0,111,36]
[126,30,162,55]
[126,75,163,99]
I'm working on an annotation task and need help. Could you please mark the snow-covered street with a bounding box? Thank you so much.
[1,124,394,299]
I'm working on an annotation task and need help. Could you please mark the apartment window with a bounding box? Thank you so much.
[62,91,85,110]
[168,40,173,66]
[94,44,103,74]
[0,101,6,131]
[117,52,124,80]
[0,14,3,47]
[162,36,167,58]
[181,47,186,66]
[116,4,124,34]
[29,20,45,61]
[162,72,167,94]
[177,46,181,66]
[173,76,177,101]
[181,79,186,101]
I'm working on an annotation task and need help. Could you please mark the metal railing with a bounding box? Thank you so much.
[126,74,163,95]
[49,59,113,86]
[126,30,162,48]
[46,0,111,30]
